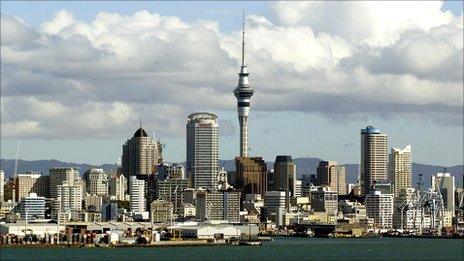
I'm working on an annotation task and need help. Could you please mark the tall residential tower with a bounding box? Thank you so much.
[234,14,254,157]
[360,125,388,195]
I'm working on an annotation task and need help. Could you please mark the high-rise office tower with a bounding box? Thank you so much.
[130,176,146,214]
[0,170,4,203]
[389,145,412,196]
[360,125,388,195]
[186,112,219,189]
[20,193,46,220]
[316,161,346,195]
[84,168,108,196]
[235,157,267,200]
[14,172,49,201]
[109,173,127,201]
[274,155,296,210]
[122,126,162,179]
[50,167,78,199]
[233,15,254,157]
[432,173,455,212]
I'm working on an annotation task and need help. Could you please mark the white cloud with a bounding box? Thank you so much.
[1,2,462,140]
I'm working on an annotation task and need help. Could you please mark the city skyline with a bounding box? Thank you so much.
[1,1,463,166]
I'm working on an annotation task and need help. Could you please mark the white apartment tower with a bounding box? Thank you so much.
[366,191,394,229]
[57,182,83,212]
[84,168,108,196]
[130,176,146,214]
[109,174,127,201]
[233,14,254,157]
[186,112,219,189]
[389,145,412,196]
[360,125,388,195]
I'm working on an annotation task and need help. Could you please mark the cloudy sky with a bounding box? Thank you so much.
[1,1,463,166]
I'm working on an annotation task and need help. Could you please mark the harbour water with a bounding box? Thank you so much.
[1,237,463,260]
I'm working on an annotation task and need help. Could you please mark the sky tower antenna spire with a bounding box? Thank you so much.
[241,10,246,67]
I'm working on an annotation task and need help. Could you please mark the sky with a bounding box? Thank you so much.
[1,1,463,167]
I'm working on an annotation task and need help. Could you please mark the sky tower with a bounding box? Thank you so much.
[234,12,254,157]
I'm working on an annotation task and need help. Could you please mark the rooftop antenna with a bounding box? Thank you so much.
[140,117,142,129]
[241,9,246,67]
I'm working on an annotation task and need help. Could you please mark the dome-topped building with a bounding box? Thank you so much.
[122,125,162,179]
[133,127,148,138]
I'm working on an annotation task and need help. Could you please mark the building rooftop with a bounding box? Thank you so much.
[361,125,381,134]
[133,127,148,137]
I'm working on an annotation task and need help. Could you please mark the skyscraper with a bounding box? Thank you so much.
[84,168,108,196]
[274,155,296,210]
[235,157,267,200]
[234,14,254,157]
[316,161,347,195]
[14,172,49,201]
[122,126,162,179]
[130,176,146,214]
[389,145,412,196]
[360,125,388,195]
[50,167,78,199]
[186,112,219,189]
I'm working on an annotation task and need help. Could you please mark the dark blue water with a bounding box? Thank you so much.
[1,237,463,260]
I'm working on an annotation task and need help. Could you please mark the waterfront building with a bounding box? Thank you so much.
[360,125,388,195]
[130,176,146,214]
[182,203,196,218]
[310,187,338,215]
[264,191,286,221]
[109,173,127,201]
[50,167,78,198]
[20,193,45,220]
[122,126,162,179]
[14,172,49,201]
[389,145,412,197]
[365,190,394,229]
[432,173,455,213]
[84,168,108,196]
[186,112,219,189]
[0,170,4,204]
[235,157,267,200]
[274,155,296,211]
[233,16,254,158]
[195,190,241,222]
[101,202,118,221]
[150,199,173,223]
[155,178,189,213]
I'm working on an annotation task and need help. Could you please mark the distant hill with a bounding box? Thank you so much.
[0,159,118,178]
[1,158,462,188]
